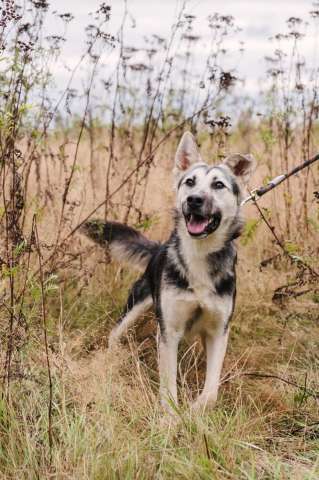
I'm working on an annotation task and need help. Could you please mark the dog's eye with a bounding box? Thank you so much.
[185,178,195,187]
[212,181,225,190]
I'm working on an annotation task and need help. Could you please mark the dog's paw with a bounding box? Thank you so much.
[191,393,217,413]
[158,411,179,429]
[160,398,179,417]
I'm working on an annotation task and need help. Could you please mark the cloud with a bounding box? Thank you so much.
[47,0,316,104]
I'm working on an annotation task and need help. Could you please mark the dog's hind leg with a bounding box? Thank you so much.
[108,276,152,349]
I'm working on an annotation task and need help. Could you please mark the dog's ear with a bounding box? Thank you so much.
[174,132,202,178]
[223,153,256,185]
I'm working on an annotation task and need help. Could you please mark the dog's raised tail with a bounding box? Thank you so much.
[81,220,160,270]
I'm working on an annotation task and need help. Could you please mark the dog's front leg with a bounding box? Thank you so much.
[193,327,229,411]
[158,332,181,413]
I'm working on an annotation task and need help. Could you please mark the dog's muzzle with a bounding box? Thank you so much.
[183,196,222,238]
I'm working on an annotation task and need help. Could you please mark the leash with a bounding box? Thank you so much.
[241,152,319,206]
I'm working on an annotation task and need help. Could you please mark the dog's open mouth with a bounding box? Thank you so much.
[185,212,221,237]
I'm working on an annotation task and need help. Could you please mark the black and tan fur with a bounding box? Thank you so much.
[82,132,255,412]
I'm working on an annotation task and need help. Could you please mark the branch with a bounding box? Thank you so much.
[33,216,53,462]
[225,371,319,400]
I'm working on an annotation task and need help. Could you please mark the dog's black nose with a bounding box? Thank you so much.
[187,195,204,208]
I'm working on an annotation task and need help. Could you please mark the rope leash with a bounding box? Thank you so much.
[241,152,319,206]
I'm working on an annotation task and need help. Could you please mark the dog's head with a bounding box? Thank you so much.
[174,132,255,239]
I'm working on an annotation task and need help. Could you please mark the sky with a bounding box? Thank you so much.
[46,0,318,110]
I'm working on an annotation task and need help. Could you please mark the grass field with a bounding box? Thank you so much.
[0,228,318,479]
[1,1,319,477]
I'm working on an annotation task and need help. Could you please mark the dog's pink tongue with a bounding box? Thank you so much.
[187,217,208,235]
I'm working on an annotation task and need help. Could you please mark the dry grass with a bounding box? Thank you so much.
[1,3,318,476]
[0,221,318,479]
[1,127,319,479]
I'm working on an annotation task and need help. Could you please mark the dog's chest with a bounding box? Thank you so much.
[185,257,232,328]
[164,236,236,334]
[186,255,215,301]
[177,286,231,338]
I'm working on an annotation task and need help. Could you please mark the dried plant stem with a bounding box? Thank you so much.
[55,57,101,251]
[252,197,319,278]
[104,1,128,220]
[33,216,53,461]
[232,371,319,400]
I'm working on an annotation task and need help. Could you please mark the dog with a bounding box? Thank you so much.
[82,132,255,412]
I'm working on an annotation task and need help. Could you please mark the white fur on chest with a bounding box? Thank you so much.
[180,233,220,307]
[164,228,234,337]
[162,274,232,339]
[161,286,232,339]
